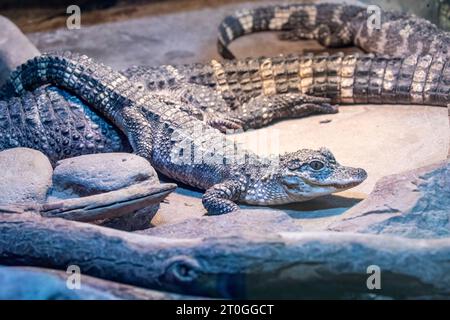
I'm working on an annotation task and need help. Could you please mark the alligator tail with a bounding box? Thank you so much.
[217,2,365,59]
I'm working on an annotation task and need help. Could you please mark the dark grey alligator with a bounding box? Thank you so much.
[217,2,450,60]
[0,86,130,161]
[1,52,370,215]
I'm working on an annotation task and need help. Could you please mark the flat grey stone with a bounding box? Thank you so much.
[328,160,450,238]
[0,148,53,204]
[0,266,116,300]
[50,153,158,199]
[138,209,302,238]
[0,266,193,300]
[99,205,160,232]
[0,15,40,85]
[49,153,161,231]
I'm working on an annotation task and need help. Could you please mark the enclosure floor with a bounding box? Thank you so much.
[27,1,449,230]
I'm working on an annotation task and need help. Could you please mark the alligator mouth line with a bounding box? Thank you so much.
[283,180,362,191]
[284,183,299,190]
[313,181,362,189]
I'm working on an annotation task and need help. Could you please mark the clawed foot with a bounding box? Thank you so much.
[294,99,339,115]
[202,180,242,215]
[205,114,244,133]
[280,93,339,116]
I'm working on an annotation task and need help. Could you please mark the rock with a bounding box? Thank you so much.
[0,266,196,300]
[0,265,116,300]
[42,181,176,223]
[138,209,302,238]
[0,15,40,85]
[98,205,160,231]
[328,160,450,238]
[50,153,158,198]
[0,148,53,204]
[49,153,162,231]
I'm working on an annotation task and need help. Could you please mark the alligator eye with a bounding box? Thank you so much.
[309,160,324,170]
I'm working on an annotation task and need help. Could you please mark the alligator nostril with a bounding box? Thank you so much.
[358,168,368,180]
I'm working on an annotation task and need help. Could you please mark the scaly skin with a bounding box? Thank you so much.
[0,57,337,163]
[125,52,450,130]
[0,86,130,163]
[217,2,450,60]
[122,58,337,131]
[2,52,448,163]
[2,52,367,215]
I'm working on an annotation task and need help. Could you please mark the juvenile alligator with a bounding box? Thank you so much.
[217,2,450,60]
[1,52,369,215]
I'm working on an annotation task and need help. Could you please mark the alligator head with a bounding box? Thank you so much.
[242,147,367,205]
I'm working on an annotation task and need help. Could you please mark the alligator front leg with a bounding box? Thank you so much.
[227,93,338,130]
[122,107,153,157]
[157,85,243,132]
[204,113,244,132]
[202,180,242,215]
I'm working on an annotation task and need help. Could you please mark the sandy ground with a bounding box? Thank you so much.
[26,1,449,229]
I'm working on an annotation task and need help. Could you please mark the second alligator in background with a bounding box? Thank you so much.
[217,2,450,60]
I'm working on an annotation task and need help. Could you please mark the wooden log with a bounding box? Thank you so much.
[0,265,201,300]
[0,212,449,299]
[0,181,176,222]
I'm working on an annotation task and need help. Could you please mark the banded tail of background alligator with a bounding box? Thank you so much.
[217,2,450,60]
[207,53,450,107]
[126,53,450,108]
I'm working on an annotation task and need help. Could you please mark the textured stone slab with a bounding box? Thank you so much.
[328,160,450,238]
[0,266,197,300]
[0,148,53,204]
[139,209,302,238]
[50,153,159,199]
[49,153,163,231]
